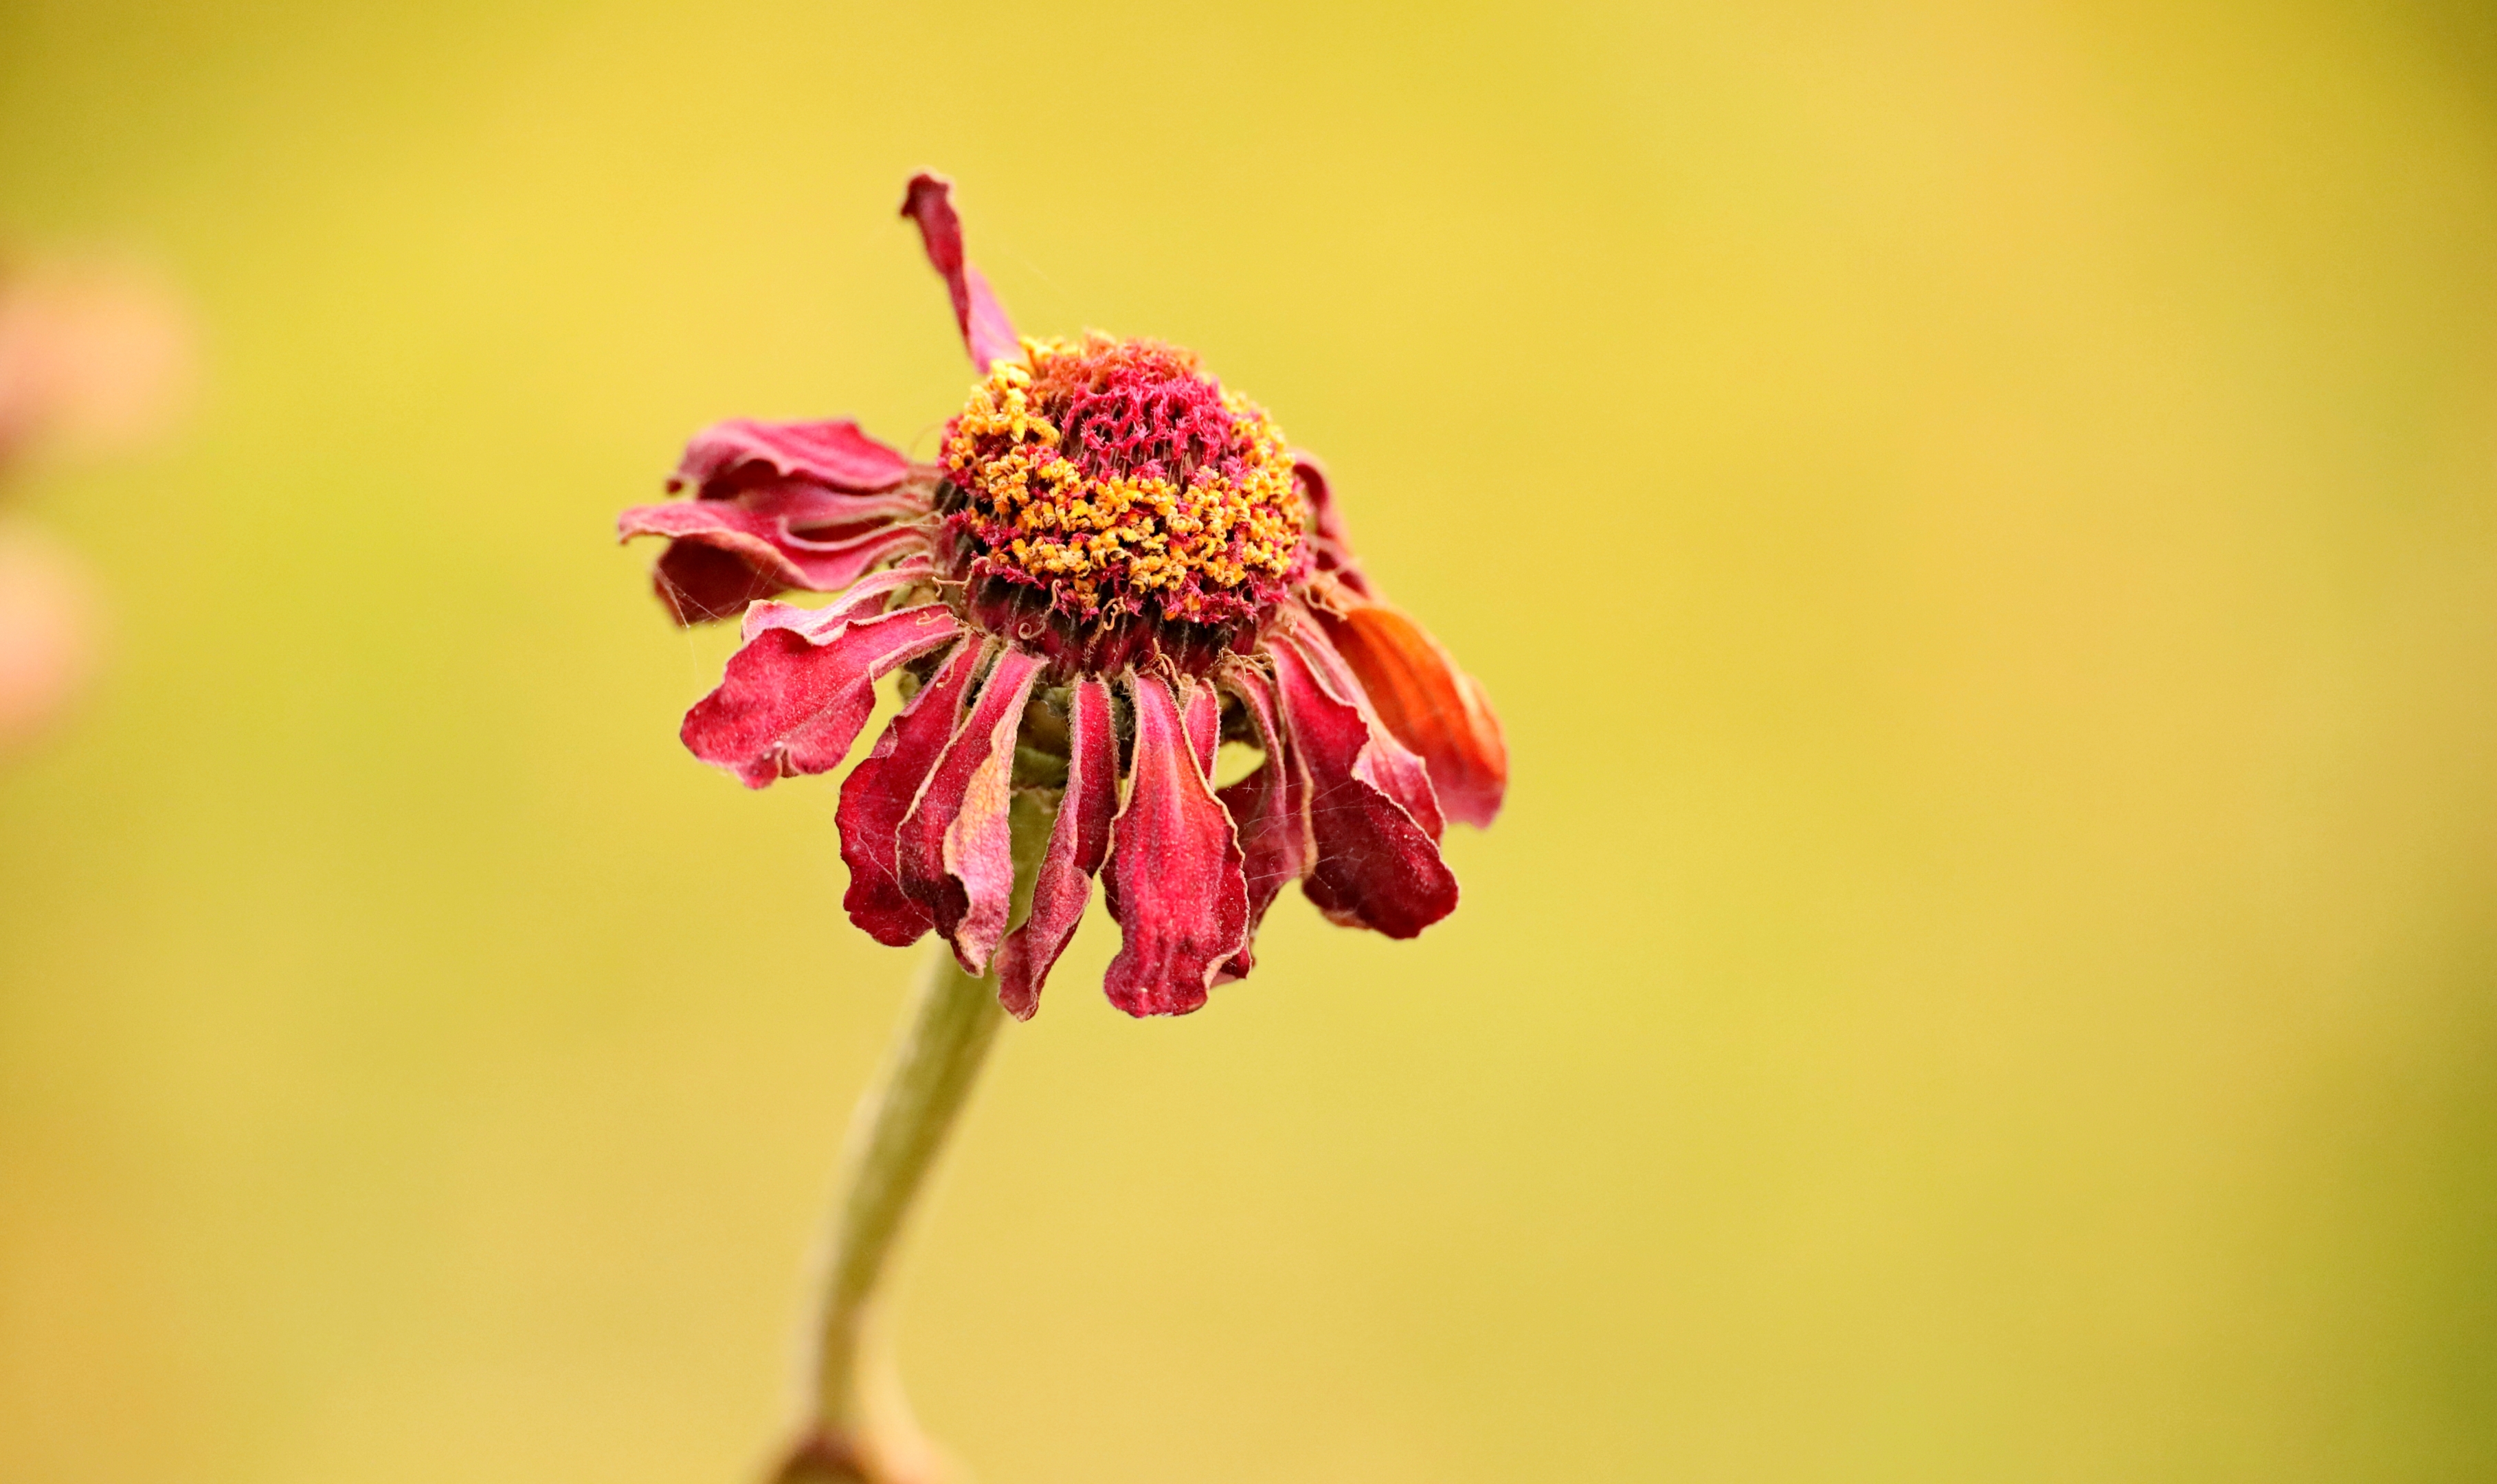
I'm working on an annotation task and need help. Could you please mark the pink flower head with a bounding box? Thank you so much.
[620,174,1506,1018]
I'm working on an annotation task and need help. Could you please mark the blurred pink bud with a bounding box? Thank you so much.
[0,255,193,464]
[0,521,98,749]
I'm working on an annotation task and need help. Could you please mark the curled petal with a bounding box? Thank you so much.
[620,482,932,626]
[1214,662,1314,982]
[900,172,1020,374]
[996,677,1117,1020]
[671,417,916,497]
[681,604,961,789]
[1103,674,1249,1017]
[1291,453,1371,598]
[839,640,985,945]
[1270,631,1459,940]
[897,649,1047,975]
[739,558,934,642]
[1314,602,1506,829]
[1285,616,1442,838]
[648,540,783,626]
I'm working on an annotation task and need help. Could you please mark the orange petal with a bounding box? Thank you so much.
[1317,602,1507,829]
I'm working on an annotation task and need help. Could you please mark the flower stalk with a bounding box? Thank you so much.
[773,792,1056,1484]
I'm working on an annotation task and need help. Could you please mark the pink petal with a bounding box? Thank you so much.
[899,172,1021,374]
[671,417,916,496]
[1314,601,1507,829]
[896,648,1046,976]
[1291,453,1373,598]
[1102,674,1250,1017]
[1269,631,1459,941]
[994,677,1117,1019]
[737,558,935,642]
[1213,662,1314,982]
[680,603,961,789]
[1285,616,1443,837]
[838,639,985,945]
[619,485,931,620]
[649,539,782,625]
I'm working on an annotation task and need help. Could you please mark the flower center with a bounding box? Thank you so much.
[938,335,1306,661]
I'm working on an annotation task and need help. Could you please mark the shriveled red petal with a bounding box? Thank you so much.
[896,648,1046,975]
[1102,674,1249,1017]
[899,172,1020,374]
[649,540,781,625]
[670,417,915,497]
[620,481,932,625]
[995,676,1117,1020]
[1270,631,1459,940]
[1313,601,1506,829]
[737,557,934,642]
[1291,453,1372,598]
[838,639,985,945]
[1214,662,1314,982]
[680,603,961,789]
[1286,616,1443,837]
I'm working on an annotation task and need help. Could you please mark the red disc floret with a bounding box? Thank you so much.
[937,334,1306,670]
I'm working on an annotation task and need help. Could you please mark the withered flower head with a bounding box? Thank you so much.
[618,175,1505,1017]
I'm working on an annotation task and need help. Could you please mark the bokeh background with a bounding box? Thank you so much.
[5,1,2496,1480]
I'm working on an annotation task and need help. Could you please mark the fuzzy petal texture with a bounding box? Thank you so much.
[671,417,916,497]
[680,603,960,789]
[1314,601,1506,829]
[838,639,985,945]
[900,173,1020,375]
[1270,630,1459,940]
[995,676,1117,1019]
[1215,662,1313,981]
[1102,675,1250,1017]
[897,649,1046,975]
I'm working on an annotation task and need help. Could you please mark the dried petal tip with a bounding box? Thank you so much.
[1102,674,1250,1016]
[900,173,1020,374]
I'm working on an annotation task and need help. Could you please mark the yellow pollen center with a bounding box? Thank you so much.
[939,335,1305,627]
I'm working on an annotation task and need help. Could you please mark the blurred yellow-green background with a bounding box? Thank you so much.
[6,1,2497,1479]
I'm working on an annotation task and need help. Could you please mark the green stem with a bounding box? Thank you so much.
[774,794,1055,1484]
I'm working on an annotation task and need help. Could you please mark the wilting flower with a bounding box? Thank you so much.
[620,175,1505,1018]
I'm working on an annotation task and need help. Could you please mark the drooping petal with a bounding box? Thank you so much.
[995,677,1117,1020]
[1102,674,1249,1017]
[1214,662,1314,982]
[899,172,1020,374]
[670,417,916,497]
[1314,601,1507,829]
[838,640,985,945]
[1290,453,1372,598]
[896,648,1046,975]
[1269,631,1459,940]
[1286,616,1443,837]
[680,603,961,789]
